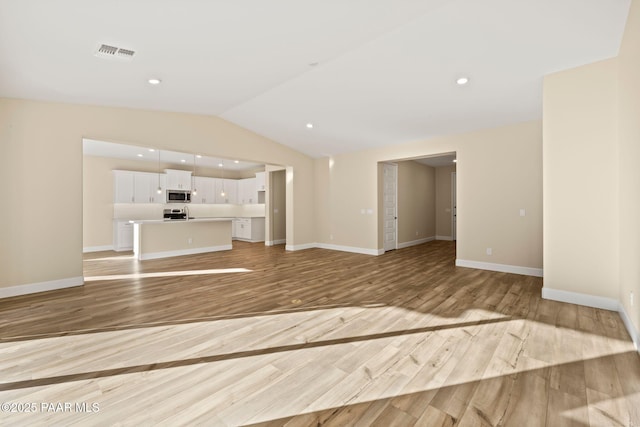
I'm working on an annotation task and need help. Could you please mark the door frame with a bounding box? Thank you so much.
[383,162,398,252]
[451,171,457,241]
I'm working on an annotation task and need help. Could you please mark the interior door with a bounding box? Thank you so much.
[383,163,398,251]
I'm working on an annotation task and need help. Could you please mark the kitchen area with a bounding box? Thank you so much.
[83,139,285,260]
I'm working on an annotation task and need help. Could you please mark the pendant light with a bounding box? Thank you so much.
[192,154,198,196]
[220,160,226,198]
[156,149,162,194]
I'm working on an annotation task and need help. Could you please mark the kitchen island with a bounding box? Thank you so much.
[130,218,233,260]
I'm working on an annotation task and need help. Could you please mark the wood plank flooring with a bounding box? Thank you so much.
[0,241,638,426]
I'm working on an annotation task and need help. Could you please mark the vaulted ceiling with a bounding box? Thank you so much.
[0,0,631,157]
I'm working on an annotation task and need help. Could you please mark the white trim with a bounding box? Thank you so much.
[618,303,639,351]
[455,259,543,277]
[83,245,114,253]
[265,239,286,246]
[541,287,619,311]
[0,276,84,299]
[285,243,316,251]
[542,287,639,353]
[139,244,232,260]
[397,236,435,249]
[317,243,383,256]
[436,235,453,241]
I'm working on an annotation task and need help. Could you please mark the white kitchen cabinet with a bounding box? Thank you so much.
[134,172,164,203]
[113,170,135,203]
[192,176,216,204]
[165,169,192,190]
[255,172,266,191]
[215,179,238,204]
[238,178,257,204]
[113,220,134,251]
[233,217,265,242]
[114,170,164,203]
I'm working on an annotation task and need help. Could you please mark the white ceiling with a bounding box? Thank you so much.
[83,139,263,172]
[0,0,631,158]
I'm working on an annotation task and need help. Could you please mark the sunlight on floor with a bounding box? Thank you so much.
[0,305,636,425]
[84,268,253,281]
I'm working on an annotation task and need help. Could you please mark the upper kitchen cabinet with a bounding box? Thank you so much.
[113,170,165,204]
[135,172,165,203]
[113,170,135,203]
[215,179,238,204]
[255,172,266,192]
[238,178,257,204]
[192,176,216,204]
[165,169,192,190]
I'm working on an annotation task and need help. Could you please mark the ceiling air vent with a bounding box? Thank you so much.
[95,44,136,61]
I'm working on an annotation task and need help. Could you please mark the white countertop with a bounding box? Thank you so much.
[129,218,234,224]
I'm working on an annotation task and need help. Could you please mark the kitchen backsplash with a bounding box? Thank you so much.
[114,203,266,219]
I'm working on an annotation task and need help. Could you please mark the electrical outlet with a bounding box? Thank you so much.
[330,234,333,240]
[188,238,193,244]
[415,231,419,236]
[486,248,492,255]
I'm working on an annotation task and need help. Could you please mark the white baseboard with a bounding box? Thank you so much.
[285,243,317,251]
[541,287,619,311]
[543,287,639,352]
[455,259,544,277]
[83,245,114,253]
[265,239,286,247]
[397,236,435,249]
[0,276,84,299]
[618,303,639,351]
[436,235,454,241]
[316,243,383,256]
[139,244,232,260]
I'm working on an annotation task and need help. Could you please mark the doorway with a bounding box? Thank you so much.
[267,168,287,246]
[378,153,457,257]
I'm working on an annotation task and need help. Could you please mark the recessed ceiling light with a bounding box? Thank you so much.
[137,154,143,157]
[180,159,186,163]
[148,148,155,152]
[306,123,313,129]
[234,160,239,164]
[456,77,469,85]
[218,163,224,167]
[148,78,162,85]
[196,154,202,158]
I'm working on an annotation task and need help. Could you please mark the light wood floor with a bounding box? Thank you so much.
[0,241,638,426]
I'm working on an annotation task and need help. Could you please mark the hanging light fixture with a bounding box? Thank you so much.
[220,160,226,198]
[156,150,162,194]
[192,154,198,196]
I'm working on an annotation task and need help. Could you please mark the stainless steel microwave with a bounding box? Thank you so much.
[166,190,191,203]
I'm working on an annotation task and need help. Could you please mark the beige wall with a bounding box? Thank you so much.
[137,220,231,257]
[618,0,640,335]
[436,165,456,238]
[316,120,542,269]
[0,98,314,289]
[543,58,619,299]
[397,161,435,243]
[542,0,640,339]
